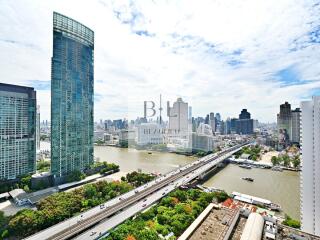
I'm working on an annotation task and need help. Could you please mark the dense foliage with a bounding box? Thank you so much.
[0,174,32,194]
[66,170,86,182]
[0,211,9,239]
[93,162,119,175]
[282,215,301,229]
[121,172,156,187]
[6,180,133,238]
[37,160,50,172]
[193,150,213,157]
[235,145,261,160]
[271,155,300,168]
[103,189,221,240]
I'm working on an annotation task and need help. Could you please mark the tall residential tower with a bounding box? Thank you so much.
[0,83,36,180]
[51,12,94,178]
[300,96,320,236]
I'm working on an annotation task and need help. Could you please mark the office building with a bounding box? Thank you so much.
[291,108,301,144]
[215,113,221,122]
[230,118,237,134]
[51,12,94,177]
[188,106,192,122]
[36,105,40,152]
[300,96,320,236]
[197,123,213,136]
[225,118,231,134]
[137,123,164,145]
[190,133,214,152]
[277,102,292,141]
[0,83,36,180]
[209,112,216,133]
[236,109,254,134]
[168,98,188,132]
[204,114,209,124]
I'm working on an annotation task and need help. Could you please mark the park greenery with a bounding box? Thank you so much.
[0,170,155,239]
[193,150,213,157]
[121,171,156,187]
[282,215,301,229]
[3,180,133,239]
[234,145,262,160]
[89,162,120,175]
[271,155,300,168]
[65,170,86,182]
[103,189,229,240]
[0,174,32,194]
[36,160,50,173]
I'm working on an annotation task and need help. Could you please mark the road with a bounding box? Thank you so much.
[24,143,249,240]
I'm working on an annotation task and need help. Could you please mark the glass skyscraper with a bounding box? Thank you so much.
[0,83,36,180]
[51,12,94,177]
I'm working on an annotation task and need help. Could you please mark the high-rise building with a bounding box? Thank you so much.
[167,98,188,132]
[0,83,36,180]
[36,105,40,152]
[51,12,94,177]
[209,112,216,133]
[300,96,320,236]
[188,106,192,122]
[204,114,209,124]
[225,117,231,134]
[239,109,251,119]
[277,102,292,141]
[291,108,301,144]
[215,113,221,122]
[230,118,238,133]
[236,109,253,134]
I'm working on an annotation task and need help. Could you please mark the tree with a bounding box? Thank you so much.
[282,155,291,167]
[83,184,97,198]
[283,215,301,229]
[271,156,279,166]
[292,156,300,168]
[213,191,229,203]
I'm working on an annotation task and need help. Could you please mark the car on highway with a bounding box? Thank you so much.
[142,203,147,207]
[162,192,166,196]
[143,198,147,202]
[90,231,97,236]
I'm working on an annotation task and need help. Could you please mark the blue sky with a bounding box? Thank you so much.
[0,0,320,122]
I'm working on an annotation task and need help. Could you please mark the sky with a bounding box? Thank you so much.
[0,0,320,123]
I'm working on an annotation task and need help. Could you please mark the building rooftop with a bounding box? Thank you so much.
[9,189,26,199]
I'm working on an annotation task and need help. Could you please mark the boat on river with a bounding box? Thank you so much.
[239,164,252,169]
[241,177,254,182]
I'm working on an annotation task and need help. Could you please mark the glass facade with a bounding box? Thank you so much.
[51,12,94,177]
[0,83,36,180]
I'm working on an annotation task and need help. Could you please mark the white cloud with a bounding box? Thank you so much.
[0,0,319,122]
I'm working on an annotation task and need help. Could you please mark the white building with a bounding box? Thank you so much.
[190,133,214,152]
[168,98,189,132]
[300,96,320,236]
[197,123,213,136]
[119,129,136,145]
[137,123,164,145]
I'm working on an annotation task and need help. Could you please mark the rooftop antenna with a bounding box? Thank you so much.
[159,94,163,124]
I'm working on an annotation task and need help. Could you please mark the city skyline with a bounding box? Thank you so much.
[0,0,320,122]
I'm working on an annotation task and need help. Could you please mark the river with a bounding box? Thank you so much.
[94,146,196,174]
[203,164,300,219]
